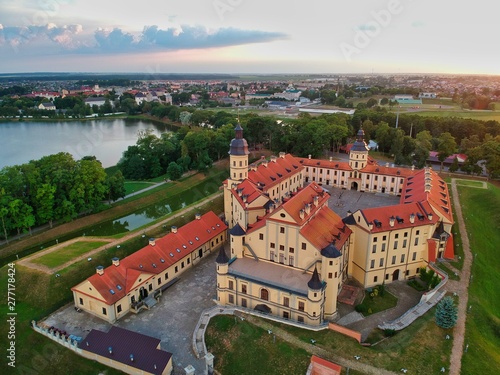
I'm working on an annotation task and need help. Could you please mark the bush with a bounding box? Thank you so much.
[355,303,367,313]
[384,329,396,337]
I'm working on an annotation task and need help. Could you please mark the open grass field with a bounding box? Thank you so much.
[30,240,109,268]
[454,180,484,188]
[0,194,224,375]
[206,306,452,375]
[123,181,157,195]
[410,110,500,122]
[205,315,311,375]
[459,182,500,375]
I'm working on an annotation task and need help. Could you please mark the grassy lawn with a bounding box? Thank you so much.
[358,288,398,315]
[30,241,109,268]
[459,183,500,375]
[411,110,500,122]
[454,179,484,188]
[241,308,452,374]
[123,181,156,195]
[205,315,311,375]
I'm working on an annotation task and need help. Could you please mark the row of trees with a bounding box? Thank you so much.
[0,153,125,242]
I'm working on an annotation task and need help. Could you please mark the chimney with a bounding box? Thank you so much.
[268,203,275,213]
[427,213,433,221]
[171,226,178,234]
[389,216,395,227]
[112,257,120,266]
[329,157,333,162]
[308,154,312,159]
[262,160,268,167]
[149,238,156,246]
[108,346,113,354]
[313,195,319,206]
[242,195,248,203]
[411,165,415,171]
[386,162,390,167]
[195,213,201,220]
[299,209,305,219]
[368,222,373,231]
[305,203,311,215]
[270,155,277,163]
[96,266,104,276]
[409,213,415,224]
[279,152,286,158]
[130,354,134,362]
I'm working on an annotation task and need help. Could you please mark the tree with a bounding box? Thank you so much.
[366,98,378,108]
[167,162,184,180]
[414,130,432,168]
[448,157,460,173]
[179,111,192,125]
[437,132,457,172]
[435,296,458,329]
[105,171,126,202]
[34,183,56,228]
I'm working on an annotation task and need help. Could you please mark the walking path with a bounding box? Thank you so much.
[18,191,223,274]
[446,178,475,375]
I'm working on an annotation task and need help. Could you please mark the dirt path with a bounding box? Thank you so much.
[447,178,474,375]
[18,192,223,274]
[246,315,398,375]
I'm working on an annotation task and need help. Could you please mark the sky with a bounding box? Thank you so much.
[0,0,497,75]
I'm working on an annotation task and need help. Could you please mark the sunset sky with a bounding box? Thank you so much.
[0,0,496,75]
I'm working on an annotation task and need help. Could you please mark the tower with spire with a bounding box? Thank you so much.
[224,122,250,226]
[349,127,370,171]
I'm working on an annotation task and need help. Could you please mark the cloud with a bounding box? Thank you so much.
[0,22,287,55]
[0,23,84,50]
[139,25,287,50]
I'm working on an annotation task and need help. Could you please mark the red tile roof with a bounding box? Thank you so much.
[361,163,415,177]
[401,168,453,223]
[297,158,352,171]
[359,201,439,233]
[231,179,267,206]
[280,182,330,225]
[444,233,455,259]
[300,205,351,251]
[72,212,227,305]
[80,326,171,375]
[310,355,342,375]
[248,154,303,190]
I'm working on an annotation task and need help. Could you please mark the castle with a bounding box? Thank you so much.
[216,124,454,326]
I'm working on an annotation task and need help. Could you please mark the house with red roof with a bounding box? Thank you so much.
[72,212,227,323]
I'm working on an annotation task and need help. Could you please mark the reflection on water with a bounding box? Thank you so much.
[85,177,221,236]
[0,118,174,168]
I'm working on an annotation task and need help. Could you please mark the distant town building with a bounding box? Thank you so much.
[427,152,467,166]
[38,102,56,110]
[394,95,422,105]
[84,97,107,107]
[419,92,437,99]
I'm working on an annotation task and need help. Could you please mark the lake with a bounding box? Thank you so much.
[0,118,174,168]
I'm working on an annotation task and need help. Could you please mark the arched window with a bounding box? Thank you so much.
[260,288,269,301]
